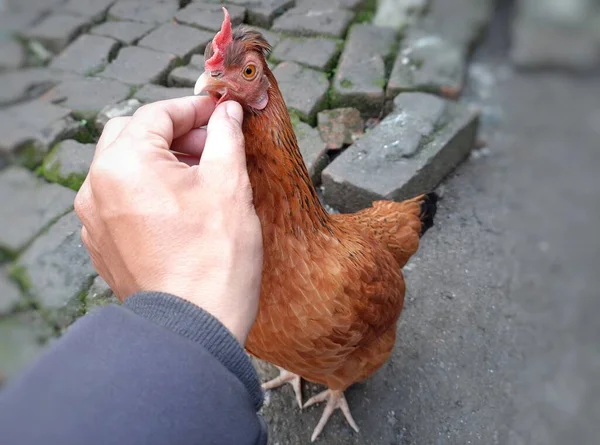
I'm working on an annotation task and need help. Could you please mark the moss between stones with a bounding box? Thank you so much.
[340,78,353,88]
[38,144,87,191]
[16,141,44,170]
[72,118,100,144]
[10,265,32,294]
[372,77,387,89]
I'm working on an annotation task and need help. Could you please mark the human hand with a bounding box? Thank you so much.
[74,97,263,345]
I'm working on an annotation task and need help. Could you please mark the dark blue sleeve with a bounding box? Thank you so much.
[0,292,267,445]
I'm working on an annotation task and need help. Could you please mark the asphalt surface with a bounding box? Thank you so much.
[259,6,600,445]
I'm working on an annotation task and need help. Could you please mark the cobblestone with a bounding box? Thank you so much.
[138,23,213,62]
[293,119,329,185]
[0,312,52,381]
[387,29,466,99]
[50,34,121,76]
[0,167,76,256]
[226,0,295,28]
[0,68,59,107]
[108,0,180,24]
[90,20,156,44]
[317,108,364,150]
[95,99,142,131]
[175,2,246,32]
[46,77,131,120]
[22,13,92,53]
[373,0,428,30]
[272,1,355,38]
[331,24,396,115]
[168,65,203,87]
[0,268,22,315]
[322,92,479,212]
[99,46,178,85]
[273,62,329,123]
[61,0,117,22]
[0,40,26,71]
[272,37,340,71]
[86,275,120,313]
[15,212,96,325]
[0,100,73,160]
[40,140,95,191]
[423,0,495,51]
[134,85,192,103]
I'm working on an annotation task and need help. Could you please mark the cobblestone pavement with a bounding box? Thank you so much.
[1,0,599,443]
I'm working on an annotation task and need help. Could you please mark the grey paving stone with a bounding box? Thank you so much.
[0,268,22,315]
[95,99,143,131]
[331,24,397,115]
[322,92,479,212]
[46,77,131,120]
[272,1,354,38]
[422,0,495,50]
[293,119,329,185]
[168,65,203,87]
[61,0,117,22]
[0,312,52,381]
[90,20,156,44]
[317,107,364,150]
[134,84,192,103]
[40,140,95,191]
[0,40,26,71]
[226,0,295,28]
[0,100,76,162]
[510,16,599,71]
[0,9,45,35]
[0,68,59,107]
[86,275,120,313]
[108,0,180,24]
[272,37,340,71]
[387,29,466,99]
[373,0,428,29]
[175,2,246,32]
[138,23,213,62]
[273,62,329,123]
[15,212,95,324]
[0,167,76,255]
[99,46,178,85]
[22,13,92,53]
[295,0,367,10]
[50,34,121,76]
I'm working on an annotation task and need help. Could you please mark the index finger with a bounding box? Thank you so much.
[118,95,216,150]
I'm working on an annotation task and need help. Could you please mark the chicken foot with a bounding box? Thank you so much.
[262,367,303,409]
[303,389,359,442]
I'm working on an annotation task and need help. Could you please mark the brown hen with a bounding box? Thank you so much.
[194,9,438,442]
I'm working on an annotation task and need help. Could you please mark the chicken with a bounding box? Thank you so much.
[194,9,437,442]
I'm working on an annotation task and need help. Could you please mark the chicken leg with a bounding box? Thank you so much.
[262,367,303,409]
[303,389,359,442]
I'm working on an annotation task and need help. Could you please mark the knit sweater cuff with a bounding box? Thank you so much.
[124,292,263,410]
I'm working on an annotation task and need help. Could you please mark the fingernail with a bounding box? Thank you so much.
[224,101,243,125]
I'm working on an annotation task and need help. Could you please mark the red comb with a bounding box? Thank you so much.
[205,7,232,71]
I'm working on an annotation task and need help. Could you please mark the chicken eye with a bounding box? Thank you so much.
[243,64,257,80]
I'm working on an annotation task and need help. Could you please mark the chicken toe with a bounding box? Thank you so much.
[303,389,359,442]
[262,367,303,409]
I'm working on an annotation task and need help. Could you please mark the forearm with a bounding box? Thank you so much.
[0,292,267,445]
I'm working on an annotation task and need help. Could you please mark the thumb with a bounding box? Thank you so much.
[199,101,246,181]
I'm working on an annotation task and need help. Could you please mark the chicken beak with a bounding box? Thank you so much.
[194,72,228,97]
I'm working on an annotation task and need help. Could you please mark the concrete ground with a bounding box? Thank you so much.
[260,5,600,445]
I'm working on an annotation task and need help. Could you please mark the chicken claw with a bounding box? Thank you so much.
[262,367,303,409]
[303,389,359,442]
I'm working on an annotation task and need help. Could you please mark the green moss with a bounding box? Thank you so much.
[72,118,100,145]
[340,78,353,88]
[39,143,87,191]
[10,265,32,293]
[355,10,374,23]
[372,78,387,89]
[288,109,303,129]
[16,141,43,170]
[327,86,343,109]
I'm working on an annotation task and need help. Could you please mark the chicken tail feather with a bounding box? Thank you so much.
[418,192,438,236]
